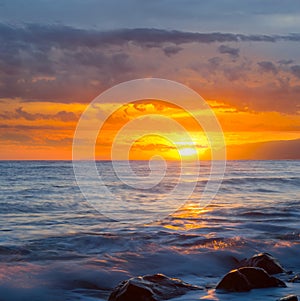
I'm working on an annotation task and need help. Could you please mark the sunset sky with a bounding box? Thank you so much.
[0,0,299,160]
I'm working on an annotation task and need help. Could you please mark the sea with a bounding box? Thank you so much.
[0,160,299,301]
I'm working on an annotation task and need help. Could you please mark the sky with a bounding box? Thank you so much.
[0,0,299,160]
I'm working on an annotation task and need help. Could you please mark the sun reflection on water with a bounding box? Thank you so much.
[163,203,211,231]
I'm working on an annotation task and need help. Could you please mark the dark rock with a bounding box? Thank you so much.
[289,274,300,283]
[216,267,286,292]
[237,252,285,274]
[108,273,202,301]
[279,295,298,301]
[216,268,250,292]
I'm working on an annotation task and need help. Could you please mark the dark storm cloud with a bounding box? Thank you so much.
[218,45,240,59]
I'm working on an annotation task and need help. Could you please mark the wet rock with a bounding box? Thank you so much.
[289,274,300,283]
[238,252,285,275]
[108,273,202,301]
[216,267,286,292]
[278,295,298,301]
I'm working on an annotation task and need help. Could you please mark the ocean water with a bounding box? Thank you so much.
[0,160,299,301]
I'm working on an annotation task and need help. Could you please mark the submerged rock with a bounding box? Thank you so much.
[278,295,298,301]
[216,267,286,292]
[108,273,202,301]
[238,252,285,275]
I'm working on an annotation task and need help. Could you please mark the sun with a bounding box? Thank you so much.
[178,147,198,160]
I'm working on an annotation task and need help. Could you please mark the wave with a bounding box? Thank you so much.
[1,235,300,301]
[220,176,300,186]
[240,210,296,218]
[0,161,299,300]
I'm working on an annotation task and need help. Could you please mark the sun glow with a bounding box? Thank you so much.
[3,95,299,160]
[178,146,198,159]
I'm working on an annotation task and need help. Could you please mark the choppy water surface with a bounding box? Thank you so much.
[0,160,299,300]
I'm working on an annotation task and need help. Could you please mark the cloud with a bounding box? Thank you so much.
[218,45,240,59]
[278,59,294,65]
[1,23,300,51]
[0,107,78,122]
[0,124,74,132]
[226,139,300,160]
[0,23,300,114]
[44,137,73,146]
[291,65,300,79]
[15,107,36,121]
[208,57,223,68]
[163,45,183,57]
[54,110,78,122]
[133,143,175,152]
[0,132,34,143]
[257,61,278,74]
[1,1,300,35]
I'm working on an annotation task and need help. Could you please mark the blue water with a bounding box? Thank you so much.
[0,160,299,300]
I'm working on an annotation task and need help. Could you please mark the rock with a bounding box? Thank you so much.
[278,295,298,301]
[108,273,202,301]
[216,268,250,292]
[289,274,300,283]
[216,267,286,292]
[237,252,285,275]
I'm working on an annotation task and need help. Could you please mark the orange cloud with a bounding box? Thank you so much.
[1,97,299,160]
[94,100,206,160]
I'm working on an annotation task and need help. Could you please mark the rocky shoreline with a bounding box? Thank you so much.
[108,253,299,301]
